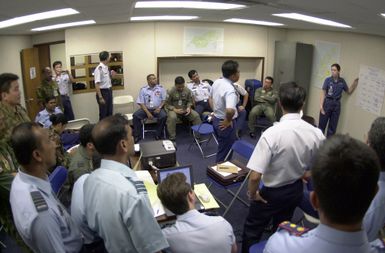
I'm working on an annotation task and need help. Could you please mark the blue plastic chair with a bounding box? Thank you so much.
[189,120,218,158]
[249,240,267,253]
[208,140,256,217]
[49,166,68,194]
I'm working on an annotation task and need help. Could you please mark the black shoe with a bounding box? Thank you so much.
[249,132,256,139]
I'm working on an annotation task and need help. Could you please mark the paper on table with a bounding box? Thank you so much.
[194,183,219,209]
[135,171,165,217]
[211,161,241,177]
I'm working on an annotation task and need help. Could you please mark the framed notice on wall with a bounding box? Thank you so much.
[184,27,224,55]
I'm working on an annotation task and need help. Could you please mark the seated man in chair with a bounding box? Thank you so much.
[166,76,201,141]
[35,95,63,128]
[248,76,277,138]
[133,74,167,143]
[157,172,237,253]
[187,69,212,119]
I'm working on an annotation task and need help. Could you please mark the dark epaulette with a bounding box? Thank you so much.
[278,221,309,236]
[125,177,148,194]
[30,191,48,213]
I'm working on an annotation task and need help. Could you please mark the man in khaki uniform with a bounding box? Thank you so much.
[166,76,201,141]
[248,76,277,138]
[36,67,60,109]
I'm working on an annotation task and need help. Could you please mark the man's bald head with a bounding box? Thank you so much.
[92,114,131,156]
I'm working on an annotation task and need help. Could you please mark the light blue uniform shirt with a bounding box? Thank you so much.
[162,209,235,253]
[93,62,111,89]
[71,174,100,245]
[211,78,238,119]
[34,107,63,128]
[10,170,83,253]
[364,172,385,241]
[136,84,166,109]
[83,159,168,253]
[264,223,385,253]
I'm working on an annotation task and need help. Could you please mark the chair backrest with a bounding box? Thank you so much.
[113,95,135,116]
[113,95,134,105]
[49,166,68,194]
[65,118,91,131]
[225,140,255,161]
[244,79,262,109]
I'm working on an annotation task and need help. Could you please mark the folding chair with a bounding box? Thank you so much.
[207,140,255,217]
[142,118,167,140]
[49,166,68,194]
[189,118,218,158]
[113,95,134,121]
[65,118,91,131]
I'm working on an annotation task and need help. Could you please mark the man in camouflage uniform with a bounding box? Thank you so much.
[0,73,30,173]
[166,76,201,141]
[36,67,61,109]
[248,76,278,138]
[60,124,97,207]
[0,73,31,251]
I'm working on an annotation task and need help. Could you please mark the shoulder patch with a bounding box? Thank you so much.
[125,177,147,194]
[30,191,48,212]
[278,221,309,236]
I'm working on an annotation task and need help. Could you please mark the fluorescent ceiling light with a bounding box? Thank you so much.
[0,8,79,29]
[31,20,95,31]
[381,13,385,18]
[135,1,245,10]
[224,18,284,26]
[273,13,351,28]
[131,16,198,21]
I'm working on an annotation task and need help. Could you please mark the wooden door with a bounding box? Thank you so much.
[20,48,41,119]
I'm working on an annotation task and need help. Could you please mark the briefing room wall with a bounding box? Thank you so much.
[0,35,33,108]
[65,22,285,122]
[286,29,385,140]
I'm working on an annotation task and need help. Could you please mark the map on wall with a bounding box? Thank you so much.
[184,27,224,54]
[311,41,341,88]
[356,65,385,115]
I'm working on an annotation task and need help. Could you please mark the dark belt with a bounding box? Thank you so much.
[326,97,340,102]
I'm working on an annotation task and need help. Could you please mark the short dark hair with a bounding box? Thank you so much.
[312,134,379,225]
[265,76,274,84]
[79,124,95,147]
[331,63,341,71]
[0,73,19,96]
[11,122,42,165]
[368,117,385,170]
[175,76,185,86]
[157,172,191,215]
[99,51,109,61]
[221,60,239,79]
[188,70,197,79]
[92,114,130,155]
[52,61,62,68]
[50,113,68,126]
[146,74,155,81]
[44,95,56,105]
[279,82,306,113]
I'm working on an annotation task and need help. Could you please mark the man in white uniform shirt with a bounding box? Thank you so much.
[210,60,239,163]
[241,82,325,252]
[94,51,115,121]
[187,69,212,119]
[53,60,75,120]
